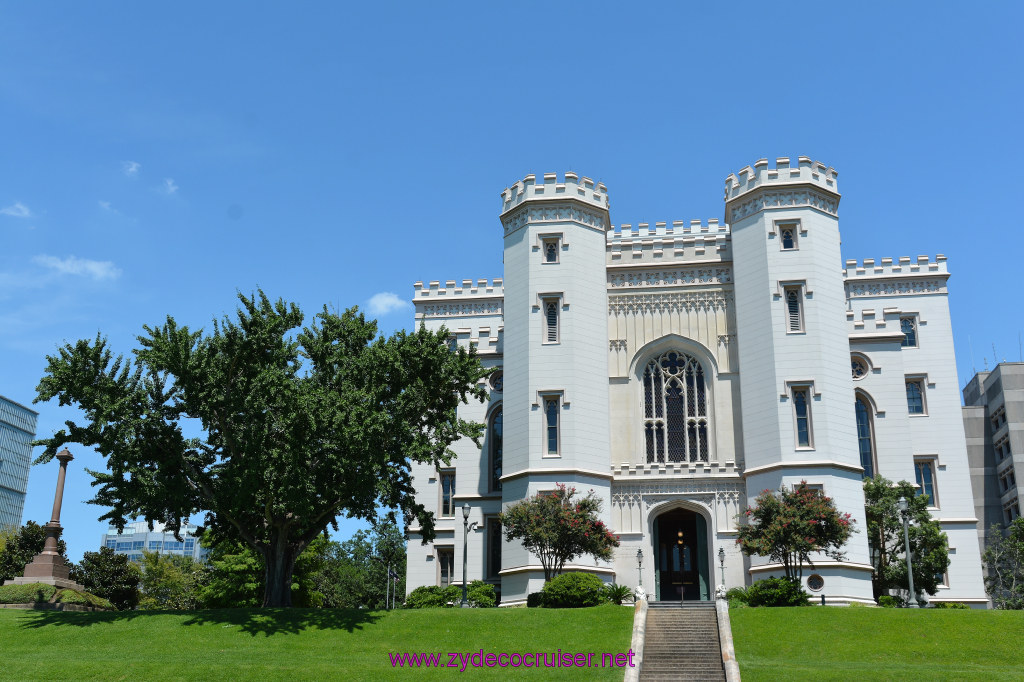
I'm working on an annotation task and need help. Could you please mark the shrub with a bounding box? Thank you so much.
[467,580,496,608]
[745,577,811,607]
[604,583,633,605]
[877,594,903,608]
[933,601,969,609]
[725,587,750,604]
[55,589,113,609]
[540,572,606,608]
[404,585,460,608]
[0,583,57,604]
[527,592,544,608]
[70,546,141,611]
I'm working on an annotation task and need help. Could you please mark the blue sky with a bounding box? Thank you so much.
[2,3,1021,561]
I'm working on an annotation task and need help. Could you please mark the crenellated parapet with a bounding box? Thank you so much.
[724,157,840,223]
[500,172,611,236]
[725,156,838,200]
[843,255,948,279]
[843,255,950,299]
[413,278,504,320]
[414,278,504,299]
[607,219,731,263]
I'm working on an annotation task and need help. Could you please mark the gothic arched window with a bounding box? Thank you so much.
[489,408,503,492]
[855,396,876,479]
[643,351,710,463]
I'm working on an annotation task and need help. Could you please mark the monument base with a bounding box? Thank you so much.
[4,551,85,591]
[4,575,86,591]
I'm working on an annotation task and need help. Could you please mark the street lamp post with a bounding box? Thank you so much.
[898,496,920,608]
[718,546,726,596]
[461,504,478,608]
[636,548,643,589]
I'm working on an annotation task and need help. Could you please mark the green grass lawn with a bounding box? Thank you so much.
[731,606,1024,681]
[0,604,634,681]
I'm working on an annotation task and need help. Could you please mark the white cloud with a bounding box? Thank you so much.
[162,178,179,195]
[0,202,33,218]
[98,200,118,213]
[367,292,411,316]
[122,160,140,176]
[32,255,122,281]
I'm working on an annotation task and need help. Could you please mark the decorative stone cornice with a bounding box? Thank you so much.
[500,202,609,237]
[608,291,732,316]
[611,480,745,507]
[844,279,947,298]
[416,301,504,318]
[727,187,838,223]
[608,267,733,289]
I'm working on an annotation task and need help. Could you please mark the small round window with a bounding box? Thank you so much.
[851,356,868,380]
[807,574,825,592]
[490,371,503,392]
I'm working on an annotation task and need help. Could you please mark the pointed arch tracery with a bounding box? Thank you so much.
[642,350,710,463]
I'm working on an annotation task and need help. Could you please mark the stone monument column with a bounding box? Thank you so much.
[5,449,84,590]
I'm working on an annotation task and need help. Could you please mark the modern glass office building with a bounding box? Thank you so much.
[0,394,38,529]
[100,520,208,563]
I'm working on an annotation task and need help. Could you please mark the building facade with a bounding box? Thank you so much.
[100,520,207,563]
[963,362,1024,561]
[405,158,988,606]
[0,394,38,529]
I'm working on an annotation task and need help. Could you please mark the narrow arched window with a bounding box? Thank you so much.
[642,351,710,463]
[855,396,876,479]
[781,227,795,250]
[489,408,502,492]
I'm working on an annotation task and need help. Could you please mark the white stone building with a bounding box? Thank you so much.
[405,157,987,607]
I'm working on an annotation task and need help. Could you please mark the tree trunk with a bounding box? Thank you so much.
[262,539,299,607]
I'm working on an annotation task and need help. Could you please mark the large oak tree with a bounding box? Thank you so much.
[34,291,487,606]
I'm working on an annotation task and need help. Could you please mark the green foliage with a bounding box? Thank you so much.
[877,594,903,608]
[983,518,1024,609]
[0,521,68,583]
[198,537,263,608]
[527,592,544,608]
[55,589,113,609]
[467,580,496,608]
[745,577,811,607]
[725,587,750,604]
[603,583,633,605]
[404,585,460,608]
[863,476,951,601]
[33,290,487,606]
[932,601,969,609]
[540,572,607,608]
[737,482,855,581]
[138,551,208,610]
[0,582,57,604]
[330,522,406,610]
[69,546,141,611]
[499,484,620,582]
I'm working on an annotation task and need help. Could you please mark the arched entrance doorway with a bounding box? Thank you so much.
[653,508,711,601]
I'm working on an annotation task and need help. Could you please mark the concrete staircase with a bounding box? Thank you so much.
[639,602,727,681]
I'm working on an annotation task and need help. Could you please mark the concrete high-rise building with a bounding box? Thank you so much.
[963,362,1024,560]
[0,394,38,529]
[405,158,988,607]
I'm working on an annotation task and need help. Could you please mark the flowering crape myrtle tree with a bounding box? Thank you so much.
[736,482,856,581]
[33,291,488,607]
[983,517,1024,609]
[499,484,619,582]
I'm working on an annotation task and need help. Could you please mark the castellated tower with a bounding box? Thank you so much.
[725,157,874,603]
[498,173,614,599]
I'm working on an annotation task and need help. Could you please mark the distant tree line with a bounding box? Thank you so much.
[0,520,405,611]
